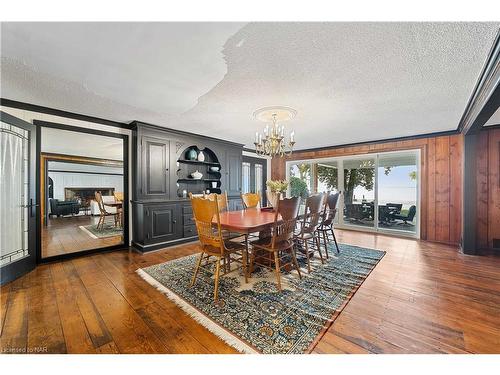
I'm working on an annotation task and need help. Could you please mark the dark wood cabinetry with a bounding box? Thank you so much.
[131,122,243,252]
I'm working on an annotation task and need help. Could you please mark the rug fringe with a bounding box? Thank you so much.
[136,269,257,354]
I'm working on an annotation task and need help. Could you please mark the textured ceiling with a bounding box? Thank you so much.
[1,22,499,149]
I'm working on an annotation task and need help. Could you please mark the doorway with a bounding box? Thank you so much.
[242,155,267,206]
[36,121,128,261]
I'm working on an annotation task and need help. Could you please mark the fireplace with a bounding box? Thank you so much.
[65,187,115,208]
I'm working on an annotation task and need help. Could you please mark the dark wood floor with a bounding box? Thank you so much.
[2,229,500,354]
[42,215,123,258]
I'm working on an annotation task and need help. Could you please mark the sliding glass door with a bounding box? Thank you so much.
[287,149,420,237]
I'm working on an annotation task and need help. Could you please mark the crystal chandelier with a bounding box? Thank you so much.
[253,106,296,157]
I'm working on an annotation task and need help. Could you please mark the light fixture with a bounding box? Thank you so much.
[253,106,296,157]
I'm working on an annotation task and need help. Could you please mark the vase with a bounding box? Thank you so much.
[197,151,205,162]
[266,190,281,208]
[187,148,198,160]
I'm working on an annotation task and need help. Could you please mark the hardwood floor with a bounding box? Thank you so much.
[42,215,123,258]
[2,229,500,354]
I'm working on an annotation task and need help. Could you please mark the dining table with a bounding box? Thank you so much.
[216,208,280,235]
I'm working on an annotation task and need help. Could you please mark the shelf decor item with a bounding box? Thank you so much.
[211,182,217,188]
[190,170,203,180]
[197,150,205,162]
[209,166,220,172]
[187,148,198,160]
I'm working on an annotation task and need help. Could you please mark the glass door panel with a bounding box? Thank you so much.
[377,152,418,233]
[0,113,36,284]
[242,162,251,194]
[342,158,375,228]
[289,162,312,198]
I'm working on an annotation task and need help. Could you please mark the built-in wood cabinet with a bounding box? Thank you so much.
[131,122,243,252]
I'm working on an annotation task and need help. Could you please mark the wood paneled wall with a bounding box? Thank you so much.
[271,134,464,245]
[476,127,500,250]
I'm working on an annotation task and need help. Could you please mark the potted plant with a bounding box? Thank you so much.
[266,180,289,207]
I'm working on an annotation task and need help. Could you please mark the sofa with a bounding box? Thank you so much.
[90,195,118,215]
[49,198,80,217]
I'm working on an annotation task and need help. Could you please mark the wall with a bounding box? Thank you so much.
[476,127,500,250]
[271,134,464,245]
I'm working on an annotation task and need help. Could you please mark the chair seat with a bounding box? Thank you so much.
[251,238,294,252]
[293,231,315,240]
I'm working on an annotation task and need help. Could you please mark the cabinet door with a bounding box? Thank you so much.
[145,203,182,244]
[228,198,244,212]
[141,136,170,199]
[225,148,242,197]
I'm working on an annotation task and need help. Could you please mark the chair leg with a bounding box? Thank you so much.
[273,250,282,291]
[214,256,221,302]
[290,248,302,279]
[242,249,248,283]
[331,228,340,253]
[322,230,329,259]
[249,248,255,276]
[315,234,324,264]
[304,239,311,273]
[191,252,204,286]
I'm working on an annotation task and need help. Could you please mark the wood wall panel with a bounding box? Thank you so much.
[477,127,500,249]
[271,134,463,245]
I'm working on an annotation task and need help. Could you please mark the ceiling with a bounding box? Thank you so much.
[2,22,499,149]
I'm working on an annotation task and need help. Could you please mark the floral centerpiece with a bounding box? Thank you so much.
[266,180,289,207]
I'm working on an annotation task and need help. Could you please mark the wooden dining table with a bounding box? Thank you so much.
[215,208,280,234]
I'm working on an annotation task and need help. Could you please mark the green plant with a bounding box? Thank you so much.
[266,179,289,193]
[290,176,309,198]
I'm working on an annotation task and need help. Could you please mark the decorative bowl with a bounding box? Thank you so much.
[209,166,220,172]
[190,170,203,179]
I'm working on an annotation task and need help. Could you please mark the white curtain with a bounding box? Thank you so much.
[0,122,28,265]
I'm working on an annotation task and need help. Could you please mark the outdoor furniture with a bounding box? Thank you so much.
[317,191,341,256]
[393,205,417,225]
[190,194,248,301]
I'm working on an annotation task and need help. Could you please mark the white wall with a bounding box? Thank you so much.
[49,172,124,201]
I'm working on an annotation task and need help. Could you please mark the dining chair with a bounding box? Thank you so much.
[94,191,119,230]
[241,192,261,209]
[249,196,302,291]
[113,191,124,227]
[317,192,341,256]
[203,191,229,212]
[294,193,326,273]
[190,194,248,302]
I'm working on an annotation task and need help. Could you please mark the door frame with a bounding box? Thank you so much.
[34,120,129,263]
[285,149,421,239]
[0,111,37,284]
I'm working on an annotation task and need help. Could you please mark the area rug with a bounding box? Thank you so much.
[79,223,123,239]
[137,243,385,354]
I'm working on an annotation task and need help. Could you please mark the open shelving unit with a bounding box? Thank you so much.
[176,146,222,197]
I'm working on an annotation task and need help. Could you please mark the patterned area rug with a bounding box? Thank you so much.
[79,223,123,239]
[138,243,385,354]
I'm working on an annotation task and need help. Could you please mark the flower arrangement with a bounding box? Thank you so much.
[266,180,289,193]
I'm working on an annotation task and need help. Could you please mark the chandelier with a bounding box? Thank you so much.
[253,106,296,157]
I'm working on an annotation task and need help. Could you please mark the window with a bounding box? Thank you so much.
[255,164,263,194]
[242,162,251,194]
[286,150,420,237]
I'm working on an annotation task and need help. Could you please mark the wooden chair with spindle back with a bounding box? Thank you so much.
[249,196,302,291]
[190,194,248,301]
[317,192,341,256]
[203,191,229,212]
[240,192,261,209]
[94,191,119,230]
[294,193,326,273]
[113,192,124,227]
